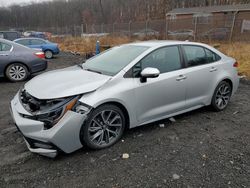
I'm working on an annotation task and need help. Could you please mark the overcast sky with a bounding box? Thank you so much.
[0,0,52,7]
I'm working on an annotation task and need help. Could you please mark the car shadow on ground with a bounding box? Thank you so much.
[54,106,215,160]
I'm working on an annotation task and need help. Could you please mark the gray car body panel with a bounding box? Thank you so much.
[10,41,239,156]
[0,38,47,78]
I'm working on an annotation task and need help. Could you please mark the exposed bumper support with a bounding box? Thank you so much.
[24,139,58,158]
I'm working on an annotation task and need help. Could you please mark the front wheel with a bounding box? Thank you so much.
[81,104,126,150]
[211,81,232,111]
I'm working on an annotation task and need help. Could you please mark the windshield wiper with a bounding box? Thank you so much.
[85,68,103,74]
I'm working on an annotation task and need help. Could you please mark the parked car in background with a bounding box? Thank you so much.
[10,41,239,157]
[23,31,35,37]
[14,38,60,59]
[133,29,160,38]
[168,29,194,40]
[0,38,47,82]
[29,32,46,39]
[0,31,21,41]
[200,28,230,40]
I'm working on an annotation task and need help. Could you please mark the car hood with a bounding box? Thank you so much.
[24,66,112,99]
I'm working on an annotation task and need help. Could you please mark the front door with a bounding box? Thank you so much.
[132,45,187,124]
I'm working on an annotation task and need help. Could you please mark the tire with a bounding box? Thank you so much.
[45,50,53,59]
[5,63,29,82]
[81,104,126,150]
[211,81,232,111]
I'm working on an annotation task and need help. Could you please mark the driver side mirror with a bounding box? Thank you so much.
[140,67,160,83]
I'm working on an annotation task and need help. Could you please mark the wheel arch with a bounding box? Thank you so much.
[210,77,234,105]
[4,61,30,77]
[44,48,54,53]
[217,77,233,91]
[221,78,233,90]
[94,101,130,130]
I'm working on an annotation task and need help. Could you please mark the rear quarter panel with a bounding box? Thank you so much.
[42,44,59,54]
[7,45,47,74]
[208,56,239,103]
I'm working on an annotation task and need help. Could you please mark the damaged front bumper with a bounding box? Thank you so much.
[10,93,88,158]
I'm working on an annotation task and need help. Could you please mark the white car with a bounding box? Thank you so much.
[10,41,239,158]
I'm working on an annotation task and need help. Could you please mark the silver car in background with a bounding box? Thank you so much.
[0,38,47,82]
[10,41,239,158]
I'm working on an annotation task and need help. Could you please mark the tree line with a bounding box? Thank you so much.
[0,0,250,29]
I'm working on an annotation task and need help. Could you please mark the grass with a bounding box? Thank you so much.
[52,36,250,78]
[218,42,250,78]
[53,36,132,54]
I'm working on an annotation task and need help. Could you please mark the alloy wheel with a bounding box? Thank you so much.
[215,83,231,110]
[8,65,27,81]
[88,110,123,147]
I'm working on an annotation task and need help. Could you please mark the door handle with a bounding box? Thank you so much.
[209,67,217,72]
[0,54,8,56]
[176,75,187,81]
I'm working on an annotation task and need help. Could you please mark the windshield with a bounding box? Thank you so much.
[83,45,149,76]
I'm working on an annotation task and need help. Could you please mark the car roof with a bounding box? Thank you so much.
[128,40,226,58]
[128,40,206,48]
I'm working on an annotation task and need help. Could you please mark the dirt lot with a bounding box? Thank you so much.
[0,53,250,188]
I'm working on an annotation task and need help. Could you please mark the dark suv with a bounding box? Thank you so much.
[0,31,21,41]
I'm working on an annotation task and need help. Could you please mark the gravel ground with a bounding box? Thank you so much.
[0,53,250,188]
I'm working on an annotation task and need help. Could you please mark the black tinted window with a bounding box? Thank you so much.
[16,39,30,45]
[0,42,12,51]
[204,48,221,63]
[133,46,182,77]
[31,39,45,45]
[183,45,207,67]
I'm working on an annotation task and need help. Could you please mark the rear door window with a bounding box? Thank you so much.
[0,42,12,51]
[182,45,207,67]
[204,48,221,63]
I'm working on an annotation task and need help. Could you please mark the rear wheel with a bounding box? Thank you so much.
[81,104,126,150]
[45,50,53,59]
[211,81,232,111]
[5,63,29,82]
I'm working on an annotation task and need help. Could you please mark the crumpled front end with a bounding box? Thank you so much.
[10,90,91,158]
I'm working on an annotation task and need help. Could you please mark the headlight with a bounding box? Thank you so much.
[20,92,79,129]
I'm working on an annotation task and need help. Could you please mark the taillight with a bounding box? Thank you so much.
[233,61,239,67]
[34,52,45,59]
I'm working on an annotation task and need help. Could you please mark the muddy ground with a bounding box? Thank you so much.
[0,53,250,188]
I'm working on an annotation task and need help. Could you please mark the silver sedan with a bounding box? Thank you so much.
[10,41,239,157]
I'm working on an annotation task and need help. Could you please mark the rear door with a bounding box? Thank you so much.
[0,42,12,76]
[181,45,221,108]
[29,39,46,49]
